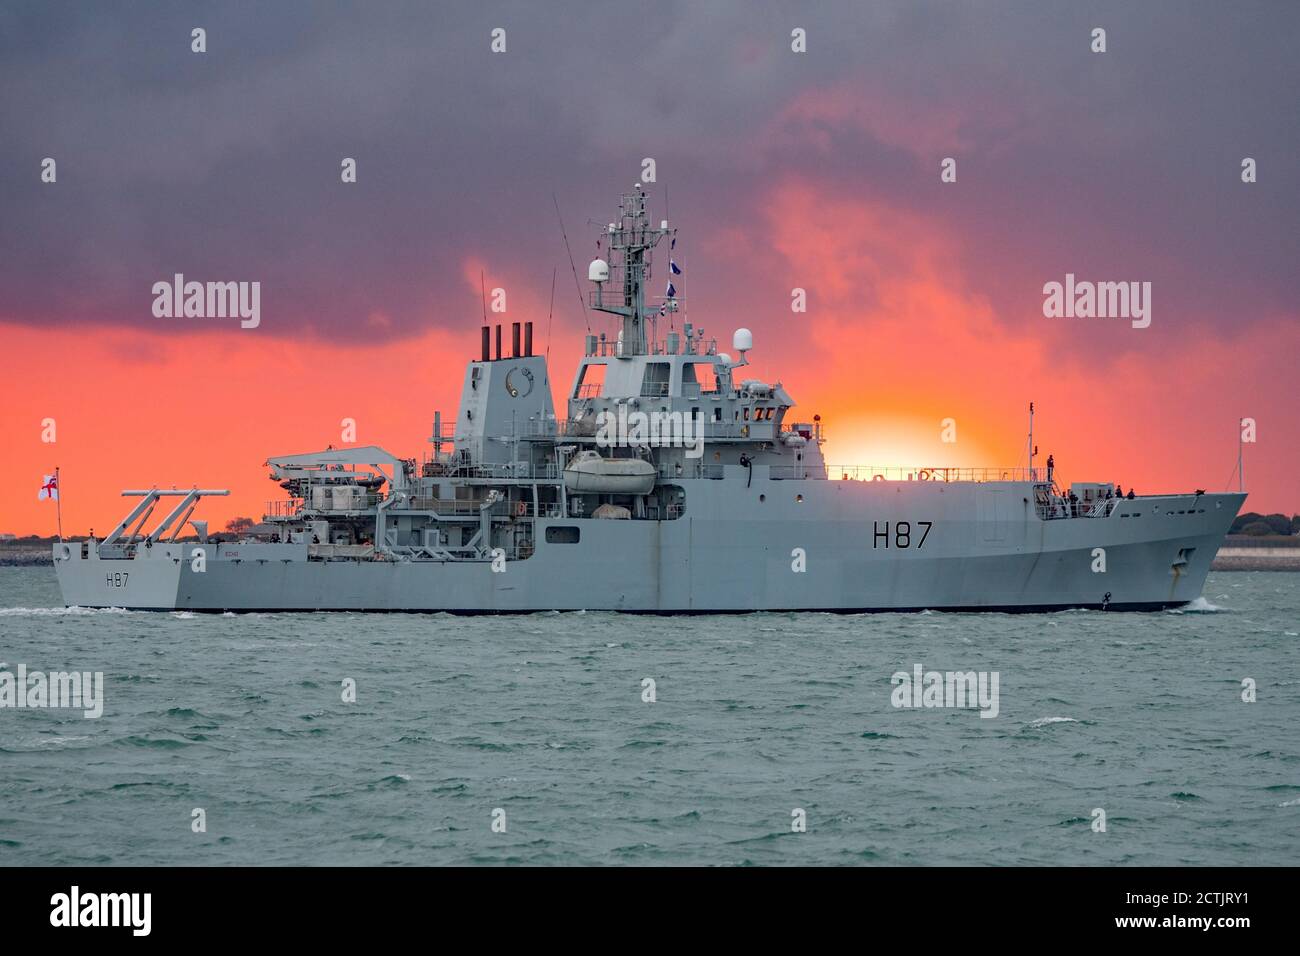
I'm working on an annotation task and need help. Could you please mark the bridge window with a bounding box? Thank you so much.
[574,362,605,399]
[545,526,580,544]
[682,362,720,394]
[640,362,671,397]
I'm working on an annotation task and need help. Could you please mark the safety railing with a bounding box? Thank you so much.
[266,492,385,518]
[702,421,776,441]
[827,466,1044,483]
[582,333,719,358]
[1037,496,1119,520]
[265,499,304,518]
[770,464,828,480]
[422,455,562,479]
[508,418,578,439]
[407,497,496,515]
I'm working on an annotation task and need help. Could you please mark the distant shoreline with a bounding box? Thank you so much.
[1210,548,1300,571]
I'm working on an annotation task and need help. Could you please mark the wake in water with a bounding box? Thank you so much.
[0,606,131,617]
[1166,596,1227,614]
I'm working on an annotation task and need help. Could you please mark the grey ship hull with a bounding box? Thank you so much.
[54,480,1243,613]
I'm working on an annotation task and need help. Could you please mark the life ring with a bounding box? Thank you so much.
[872,474,885,482]
[919,469,931,481]
[514,501,527,517]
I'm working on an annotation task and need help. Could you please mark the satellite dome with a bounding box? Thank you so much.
[588,258,609,283]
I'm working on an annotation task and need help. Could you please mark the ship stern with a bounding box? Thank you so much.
[53,541,185,610]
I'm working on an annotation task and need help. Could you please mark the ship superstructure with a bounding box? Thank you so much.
[53,186,1245,612]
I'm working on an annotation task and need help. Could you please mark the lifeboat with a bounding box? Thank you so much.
[563,451,655,495]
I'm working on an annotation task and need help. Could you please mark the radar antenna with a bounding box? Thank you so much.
[588,185,673,357]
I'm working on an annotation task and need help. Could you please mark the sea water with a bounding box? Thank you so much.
[0,568,1296,865]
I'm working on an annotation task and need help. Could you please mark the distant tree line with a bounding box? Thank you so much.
[1,515,260,545]
[1229,512,1300,536]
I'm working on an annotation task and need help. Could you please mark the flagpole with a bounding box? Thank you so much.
[55,466,64,541]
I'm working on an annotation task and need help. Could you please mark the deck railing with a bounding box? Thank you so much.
[265,493,383,518]
[435,461,561,481]
[826,466,1044,483]
[1037,495,1119,520]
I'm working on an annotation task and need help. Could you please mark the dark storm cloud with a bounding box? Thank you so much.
[0,0,1295,343]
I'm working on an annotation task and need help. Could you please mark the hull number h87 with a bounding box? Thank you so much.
[873,521,932,549]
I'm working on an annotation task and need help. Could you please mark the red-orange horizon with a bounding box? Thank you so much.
[2,322,1291,539]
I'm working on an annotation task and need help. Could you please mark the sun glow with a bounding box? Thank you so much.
[818,413,1006,474]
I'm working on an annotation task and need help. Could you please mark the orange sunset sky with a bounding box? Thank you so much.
[2,4,1296,535]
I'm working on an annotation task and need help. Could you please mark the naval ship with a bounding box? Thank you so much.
[54,187,1244,612]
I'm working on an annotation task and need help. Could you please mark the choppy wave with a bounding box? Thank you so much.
[1025,716,1079,729]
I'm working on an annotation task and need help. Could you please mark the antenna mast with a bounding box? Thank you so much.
[553,193,590,334]
[546,267,556,361]
[590,185,671,357]
[1027,402,1035,480]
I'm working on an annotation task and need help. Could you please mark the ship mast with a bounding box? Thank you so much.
[590,185,672,357]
